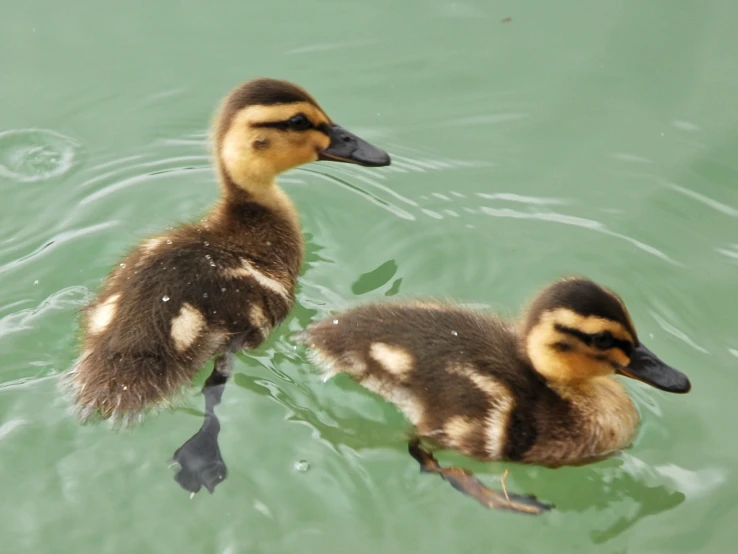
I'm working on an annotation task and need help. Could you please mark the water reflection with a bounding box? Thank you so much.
[229,360,688,538]
[515,461,686,543]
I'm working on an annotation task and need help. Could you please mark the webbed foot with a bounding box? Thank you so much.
[171,353,233,495]
[171,411,227,494]
[408,439,553,515]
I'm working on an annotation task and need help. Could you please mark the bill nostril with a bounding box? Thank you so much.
[342,136,352,143]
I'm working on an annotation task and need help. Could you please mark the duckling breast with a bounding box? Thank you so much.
[523,377,640,465]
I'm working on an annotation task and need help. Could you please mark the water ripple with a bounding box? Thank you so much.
[476,192,569,206]
[716,244,738,264]
[284,39,375,55]
[0,223,117,277]
[0,129,81,183]
[298,167,416,221]
[666,181,738,217]
[650,311,710,354]
[475,206,677,264]
[79,155,210,205]
[444,113,530,126]
[0,286,89,339]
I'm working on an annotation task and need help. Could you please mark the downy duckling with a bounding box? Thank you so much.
[298,277,691,514]
[64,78,391,494]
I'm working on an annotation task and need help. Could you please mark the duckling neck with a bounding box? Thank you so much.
[213,171,300,233]
[536,377,640,465]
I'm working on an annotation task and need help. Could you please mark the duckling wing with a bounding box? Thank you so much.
[67,233,296,424]
[298,301,534,461]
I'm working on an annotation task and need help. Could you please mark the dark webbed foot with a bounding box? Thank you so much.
[171,352,234,495]
[171,411,227,494]
[408,439,553,515]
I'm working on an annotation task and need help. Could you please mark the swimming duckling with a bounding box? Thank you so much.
[297,277,691,514]
[64,78,391,494]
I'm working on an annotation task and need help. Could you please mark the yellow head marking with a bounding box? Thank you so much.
[526,308,635,383]
[219,103,332,186]
[210,77,390,196]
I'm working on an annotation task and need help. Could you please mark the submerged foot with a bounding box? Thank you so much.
[171,376,230,494]
[171,410,227,494]
[408,439,553,515]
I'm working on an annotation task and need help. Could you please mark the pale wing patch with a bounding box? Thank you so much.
[369,342,414,377]
[361,375,424,426]
[306,344,367,381]
[447,363,514,458]
[444,415,475,449]
[483,400,514,459]
[248,303,271,338]
[222,258,290,301]
[88,294,120,334]
[171,303,206,351]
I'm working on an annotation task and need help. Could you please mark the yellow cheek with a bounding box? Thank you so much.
[272,144,318,172]
[297,144,320,165]
[314,133,330,152]
[608,349,630,368]
[561,350,614,379]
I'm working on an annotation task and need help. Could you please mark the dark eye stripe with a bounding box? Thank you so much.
[251,120,303,130]
[554,324,633,356]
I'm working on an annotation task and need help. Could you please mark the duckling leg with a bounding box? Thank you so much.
[407,439,552,515]
[171,350,237,495]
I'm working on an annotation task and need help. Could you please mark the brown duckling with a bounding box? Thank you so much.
[297,277,691,514]
[64,78,391,494]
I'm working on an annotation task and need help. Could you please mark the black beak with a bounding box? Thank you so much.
[617,343,691,393]
[318,124,391,167]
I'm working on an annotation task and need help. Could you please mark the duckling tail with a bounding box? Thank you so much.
[61,348,195,427]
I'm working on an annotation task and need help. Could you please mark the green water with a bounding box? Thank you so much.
[2,0,737,552]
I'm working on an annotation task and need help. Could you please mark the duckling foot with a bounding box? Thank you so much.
[408,440,552,515]
[171,410,227,494]
[171,355,232,495]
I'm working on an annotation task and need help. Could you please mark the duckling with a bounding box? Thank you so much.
[64,78,391,494]
[297,277,691,514]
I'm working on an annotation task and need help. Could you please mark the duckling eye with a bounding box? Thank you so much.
[591,332,615,350]
[287,114,311,131]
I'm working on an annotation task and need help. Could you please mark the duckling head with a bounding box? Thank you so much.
[214,78,390,187]
[522,278,691,393]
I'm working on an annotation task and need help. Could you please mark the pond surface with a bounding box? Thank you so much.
[1,0,737,552]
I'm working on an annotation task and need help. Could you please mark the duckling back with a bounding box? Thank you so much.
[298,301,554,461]
[300,297,650,466]
[67,208,302,425]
